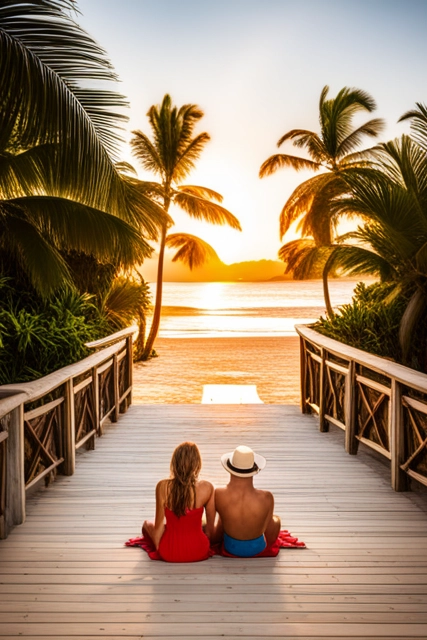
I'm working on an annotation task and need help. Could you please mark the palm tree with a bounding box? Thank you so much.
[323,134,427,363]
[131,94,241,360]
[0,0,166,295]
[259,86,384,311]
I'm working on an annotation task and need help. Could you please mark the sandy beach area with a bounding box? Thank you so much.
[133,336,301,405]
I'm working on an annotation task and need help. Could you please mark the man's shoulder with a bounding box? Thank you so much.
[255,488,274,504]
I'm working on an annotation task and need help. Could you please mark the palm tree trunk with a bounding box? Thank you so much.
[140,223,168,360]
[323,268,334,318]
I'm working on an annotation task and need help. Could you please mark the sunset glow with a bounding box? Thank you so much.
[77,0,424,264]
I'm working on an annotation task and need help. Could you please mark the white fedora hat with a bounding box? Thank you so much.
[221,445,266,478]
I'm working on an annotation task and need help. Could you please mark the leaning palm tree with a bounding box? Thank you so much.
[0,0,165,295]
[131,94,241,360]
[323,134,427,362]
[260,86,385,304]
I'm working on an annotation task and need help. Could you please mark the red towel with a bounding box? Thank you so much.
[125,529,305,561]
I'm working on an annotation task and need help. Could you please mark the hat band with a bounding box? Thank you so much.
[227,459,259,474]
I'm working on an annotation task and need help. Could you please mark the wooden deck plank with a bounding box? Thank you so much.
[0,404,426,638]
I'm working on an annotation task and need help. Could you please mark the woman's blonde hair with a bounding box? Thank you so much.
[167,442,202,517]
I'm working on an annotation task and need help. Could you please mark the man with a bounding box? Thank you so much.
[214,445,281,557]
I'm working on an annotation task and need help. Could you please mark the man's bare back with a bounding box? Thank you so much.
[215,476,276,540]
[215,446,281,548]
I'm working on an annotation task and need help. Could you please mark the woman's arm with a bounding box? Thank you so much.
[143,480,167,549]
[202,482,216,541]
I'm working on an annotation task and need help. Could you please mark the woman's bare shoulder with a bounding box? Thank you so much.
[197,479,214,498]
[197,479,214,490]
[156,479,170,495]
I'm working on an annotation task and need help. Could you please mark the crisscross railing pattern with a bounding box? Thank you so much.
[297,325,427,491]
[0,326,136,538]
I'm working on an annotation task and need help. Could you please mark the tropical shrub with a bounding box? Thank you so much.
[0,278,114,384]
[313,282,427,371]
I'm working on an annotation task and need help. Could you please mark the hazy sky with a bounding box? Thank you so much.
[77,0,427,264]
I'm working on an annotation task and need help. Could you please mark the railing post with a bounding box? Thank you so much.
[345,360,358,455]
[300,337,309,413]
[92,365,100,440]
[126,335,133,409]
[5,405,25,534]
[112,354,119,423]
[319,348,329,432]
[63,379,76,476]
[390,379,408,491]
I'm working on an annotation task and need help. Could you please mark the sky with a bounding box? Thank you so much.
[77,0,427,264]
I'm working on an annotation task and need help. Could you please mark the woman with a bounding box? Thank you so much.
[142,442,215,562]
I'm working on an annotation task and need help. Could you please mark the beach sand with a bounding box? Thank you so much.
[133,336,300,405]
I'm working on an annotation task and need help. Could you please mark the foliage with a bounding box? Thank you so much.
[0,279,114,384]
[0,0,165,297]
[260,85,384,247]
[324,134,427,361]
[313,282,408,362]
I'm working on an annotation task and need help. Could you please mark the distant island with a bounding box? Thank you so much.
[140,255,291,282]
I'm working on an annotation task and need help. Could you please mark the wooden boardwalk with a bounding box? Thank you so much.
[0,403,427,638]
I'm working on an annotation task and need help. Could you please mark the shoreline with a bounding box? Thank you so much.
[133,336,300,405]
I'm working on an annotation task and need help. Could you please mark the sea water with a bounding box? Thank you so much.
[147,279,364,338]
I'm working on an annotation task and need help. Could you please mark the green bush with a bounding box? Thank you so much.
[0,280,113,384]
[313,282,410,363]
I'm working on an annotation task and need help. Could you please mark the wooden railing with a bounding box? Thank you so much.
[297,325,427,492]
[0,326,136,539]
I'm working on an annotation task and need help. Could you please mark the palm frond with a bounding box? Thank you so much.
[0,1,128,158]
[320,86,378,157]
[279,238,333,279]
[4,195,153,265]
[336,118,385,159]
[115,161,138,176]
[173,191,241,230]
[177,185,223,202]
[130,130,164,178]
[144,95,210,184]
[1,31,154,226]
[279,172,334,238]
[166,233,219,270]
[259,154,321,178]
[323,244,394,281]
[119,175,169,237]
[277,129,327,163]
[101,276,151,329]
[399,102,427,151]
[1,209,71,296]
[174,133,211,183]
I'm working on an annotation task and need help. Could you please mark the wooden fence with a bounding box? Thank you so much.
[0,326,136,539]
[297,325,427,492]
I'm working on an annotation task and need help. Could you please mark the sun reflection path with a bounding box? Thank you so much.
[201,384,263,404]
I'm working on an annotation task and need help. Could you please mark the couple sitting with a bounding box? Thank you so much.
[141,441,282,562]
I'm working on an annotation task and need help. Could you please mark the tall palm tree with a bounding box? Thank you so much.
[259,86,384,309]
[131,94,241,360]
[0,0,165,295]
[323,134,427,362]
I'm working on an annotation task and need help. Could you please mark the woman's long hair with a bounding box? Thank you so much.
[166,442,202,517]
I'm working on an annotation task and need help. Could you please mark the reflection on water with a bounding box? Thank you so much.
[146,279,365,338]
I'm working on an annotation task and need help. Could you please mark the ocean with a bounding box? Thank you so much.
[148,279,363,338]
[135,278,366,404]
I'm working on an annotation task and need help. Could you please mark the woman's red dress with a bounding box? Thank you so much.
[126,506,212,563]
[158,506,211,562]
